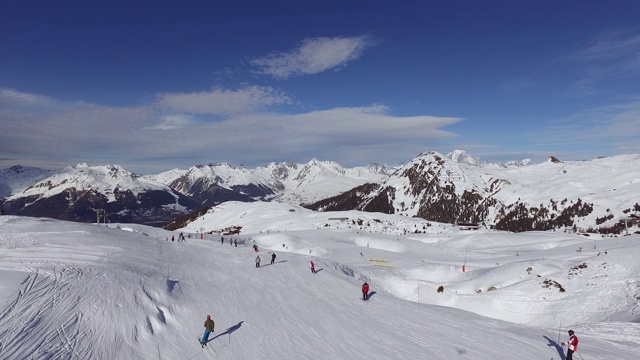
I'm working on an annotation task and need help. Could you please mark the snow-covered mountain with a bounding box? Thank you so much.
[1,163,197,226]
[0,165,55,198]
[0,159,389,225]
[447,149,532,168]
[1,151,638,232]
[147,159,390,206]
[306,151,640,233]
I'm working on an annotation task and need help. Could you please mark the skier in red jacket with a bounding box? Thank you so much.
[362,282,370,300]
[310,261,316,274]
[561,330,578,360]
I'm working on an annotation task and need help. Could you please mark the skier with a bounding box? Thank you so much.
[310,261,316,274]
[271,252,276,265]
[253,244,259,252]
[234,239,238,247]
[200,315,215,348]
[221,236,224,245]
[255,255,261,268]
[362,282,370,300]
[172,235,175,242]
[561,330,579,360]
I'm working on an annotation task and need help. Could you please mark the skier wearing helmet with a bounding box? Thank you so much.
[362,282,370,300]
[561,330,578,360]
[200,315,215,348]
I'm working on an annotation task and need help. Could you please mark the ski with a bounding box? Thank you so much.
[197,337,206,348]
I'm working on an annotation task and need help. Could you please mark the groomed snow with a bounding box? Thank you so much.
[1,203,639,359]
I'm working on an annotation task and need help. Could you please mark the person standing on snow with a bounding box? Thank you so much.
[561,330,579,360]
[271,252,276,265]
[200,315,215,348]
[234,239,237,247]
[310,261,316,274]
[255,255,261,268]
[362,282,370,300]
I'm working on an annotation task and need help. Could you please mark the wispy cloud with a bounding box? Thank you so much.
[250,36,375,79]
[531,98,640,156]
[0,88,460,172]
[0,88,55,108]
[573,28,640,79]
[156,86,291,115]
[562,79,600,98]
[562,28,640,97]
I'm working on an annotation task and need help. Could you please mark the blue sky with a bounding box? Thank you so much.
[1,0,639,173]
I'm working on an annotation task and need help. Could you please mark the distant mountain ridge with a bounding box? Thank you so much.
[146,158,390,206]
[1,163,197,226]
[0,159,390,225]
[1,151,638,232]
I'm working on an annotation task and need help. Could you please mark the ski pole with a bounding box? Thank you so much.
[576,350,585,360]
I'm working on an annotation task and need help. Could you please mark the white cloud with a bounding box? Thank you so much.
[250,36,374,79]
[187,105,461,167]
[148,114,195,130]
[0,88,55,108]
[155,86,291,115]
[274,105,458,141]
[0,88,461,172]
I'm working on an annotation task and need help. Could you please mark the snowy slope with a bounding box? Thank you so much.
[1,204,638,360]
[460,153,640,228]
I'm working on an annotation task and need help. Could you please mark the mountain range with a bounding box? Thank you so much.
[1,150,638,232]
[305,151,640,233]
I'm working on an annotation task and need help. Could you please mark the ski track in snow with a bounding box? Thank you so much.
[0,211,639,359]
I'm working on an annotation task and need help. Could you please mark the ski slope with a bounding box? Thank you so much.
[0,205,639,359]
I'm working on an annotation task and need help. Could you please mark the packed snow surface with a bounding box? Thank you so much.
[0,202,639,359]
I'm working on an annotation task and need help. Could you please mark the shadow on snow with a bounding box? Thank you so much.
[543,335,566,360]
[205,321,245,344]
